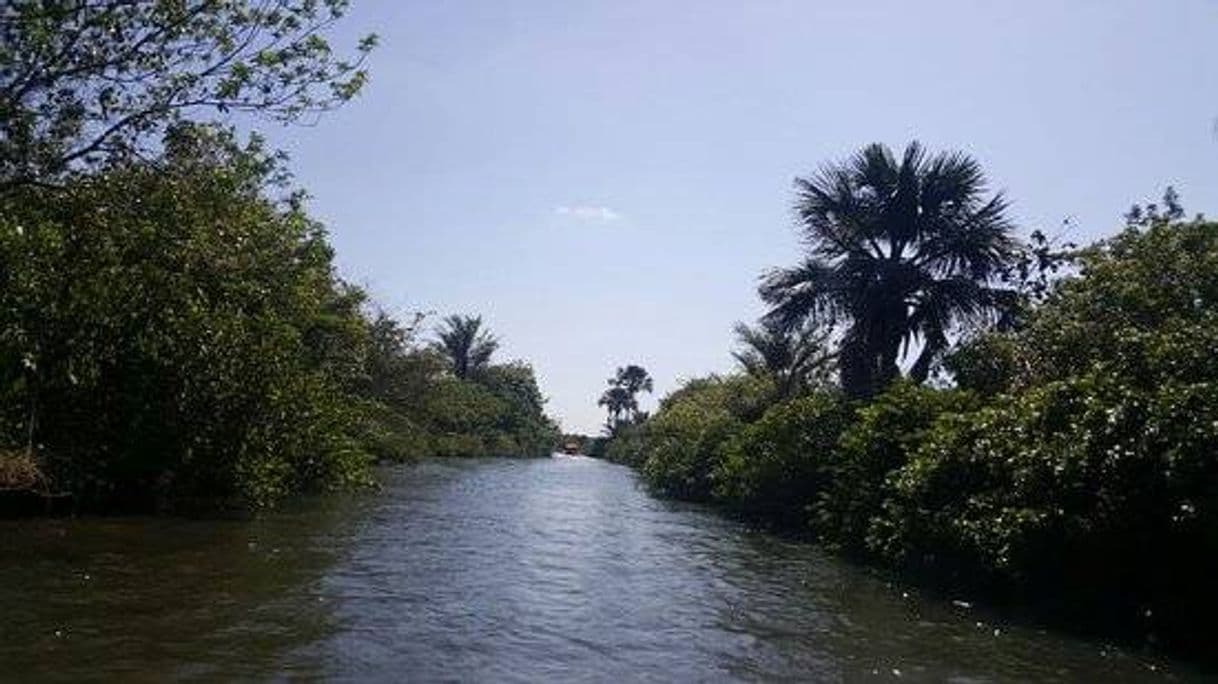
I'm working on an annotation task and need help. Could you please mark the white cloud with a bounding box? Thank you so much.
[554,204,621,222]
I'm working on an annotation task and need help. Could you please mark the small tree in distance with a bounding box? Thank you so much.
[598,364,653,435]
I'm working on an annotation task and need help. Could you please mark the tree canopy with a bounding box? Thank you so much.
[0,0,376,190]
[433,315,499,380]
[598,364,653,434]
[732,319,833,398]
[760,141,1018,398]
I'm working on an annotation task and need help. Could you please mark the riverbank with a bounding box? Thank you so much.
[593,217,1218,668]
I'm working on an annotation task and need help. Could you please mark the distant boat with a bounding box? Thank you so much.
[561,440,581,455]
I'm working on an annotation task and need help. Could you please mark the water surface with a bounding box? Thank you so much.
[0,456,1195,681]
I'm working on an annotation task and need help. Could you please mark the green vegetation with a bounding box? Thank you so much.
[597,141,1217,657]
[597,364,653,436]
[731,319,832,399]
[433,315,499,381]
[1,0,375,190]
[0,2,556,513]
[760,142,1018,398]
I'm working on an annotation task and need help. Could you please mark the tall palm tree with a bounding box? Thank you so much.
[597,386,633,434]
[598,364,653,433]
[434,314,499,380]
[613,365,653,399]
[732,320,833,398]
[760,142,1017,399]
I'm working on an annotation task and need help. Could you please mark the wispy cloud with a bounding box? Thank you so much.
[554,204,621,222]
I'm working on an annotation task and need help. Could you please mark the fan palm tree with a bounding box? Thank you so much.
[732,320,833,398]
[613,365,653,399]
[434,314,498,380]
[597,386,634,434]
[760,142,1017,399]
[598,364,653,433]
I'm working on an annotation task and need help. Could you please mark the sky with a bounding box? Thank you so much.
[257,0,1218,434]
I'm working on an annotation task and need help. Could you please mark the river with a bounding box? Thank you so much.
[0,456,1199,681]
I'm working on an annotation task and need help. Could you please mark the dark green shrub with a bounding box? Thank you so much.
[871,220,1218,649]
[875,373,1218,631]
[0,129,376,509]
[603,423,647,466]
[714,392,848,524]
[638,374,773,501]
[817,382,974,552]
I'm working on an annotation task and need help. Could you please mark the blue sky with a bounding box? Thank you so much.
[260,0,1218,434]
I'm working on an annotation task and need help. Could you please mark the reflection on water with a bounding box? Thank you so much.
[0,456,1198,681]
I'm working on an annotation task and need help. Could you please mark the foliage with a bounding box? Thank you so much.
[817,382,975,552]
[871,217,1218,650]
[732,319,834,398]
[0,448,43,491]
[472,361,561,457]
[714,392,849,524]
[760,142,1019,398]
[620,196,1218,655]
[0,0,376,189]
[0,126,375,509]
[874,373,1218,637]
[0,123,560,510]
[584,436,609,459]
[598,364,653,435]
[636,374,774,500]
[366,316,557,459]
[950,209,1218,395]
[602,422,647,466]
[433,314,499,380]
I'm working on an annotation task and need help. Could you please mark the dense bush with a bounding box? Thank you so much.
[867,220,1218,647]
[875,372,1218,643]
[816,382,975,553]
[0,127,560,511]
[358,315,558,461]
[637,374,773,501]
[622,216,1218,655]
[602,422,647,466]
[0,128,376,509]
[714,393,848,523]
[420,365,558,458]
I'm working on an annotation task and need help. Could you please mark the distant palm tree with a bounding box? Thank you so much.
[614,365,653,399]
[760,142,1017,399]
[732,320,832,398]
[434,315,498,380]
[597,386,633,433]
[598,364,653,433]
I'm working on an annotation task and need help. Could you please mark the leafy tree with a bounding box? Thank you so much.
[0,124,375,509]
[636,374,773,499]
[732,319,833,398]
[597,386,632,432]
[357,311,557,460]
[714,392,849,523]
[598,364,653,434]
[818,381,975,553]
[0,0,376,190]
[433,314,498,380]
[760,142,1018,399]
[417,361,557,458]
[875,210,1218,655]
